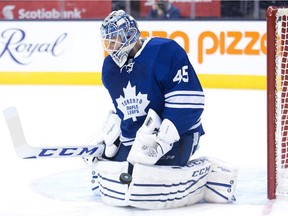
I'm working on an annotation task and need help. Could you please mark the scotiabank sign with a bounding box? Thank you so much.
[0,1,111,19]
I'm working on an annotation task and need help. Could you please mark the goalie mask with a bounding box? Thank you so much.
[100,10,140,67]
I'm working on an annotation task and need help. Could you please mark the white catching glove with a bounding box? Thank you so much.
[127,109,180,165]
[87,110,121,158]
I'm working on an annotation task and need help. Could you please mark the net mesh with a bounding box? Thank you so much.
[275,8,288,197]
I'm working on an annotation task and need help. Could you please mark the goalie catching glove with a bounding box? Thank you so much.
[87,110,121,158]
[127,109,180,165]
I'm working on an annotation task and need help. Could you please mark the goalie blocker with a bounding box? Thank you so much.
[91,157,238,209]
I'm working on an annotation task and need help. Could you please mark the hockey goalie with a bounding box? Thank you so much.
[3,9,238,210]
[87,10,238,210]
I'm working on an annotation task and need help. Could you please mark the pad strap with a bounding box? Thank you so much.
[93,160,129,206]
[204,157,238,203]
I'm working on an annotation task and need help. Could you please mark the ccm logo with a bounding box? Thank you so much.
[198,31,266,63]
[38,147,99,157]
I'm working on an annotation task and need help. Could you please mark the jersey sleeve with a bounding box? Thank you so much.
[159,41,204,136]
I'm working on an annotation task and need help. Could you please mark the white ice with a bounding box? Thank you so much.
[0,85,287,216]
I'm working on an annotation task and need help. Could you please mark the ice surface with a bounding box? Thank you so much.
[0,85,287,215]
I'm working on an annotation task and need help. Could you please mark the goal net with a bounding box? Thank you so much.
[267,6,288,199]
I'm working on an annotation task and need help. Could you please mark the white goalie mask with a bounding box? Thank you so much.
[100,10,140,67]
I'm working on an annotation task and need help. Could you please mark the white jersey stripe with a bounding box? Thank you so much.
[165,90,204,98]
[189,119,202,130]
[165,104,204,109]
[120,135,134,146]
[164,91,204,109]
[165,95,204,104]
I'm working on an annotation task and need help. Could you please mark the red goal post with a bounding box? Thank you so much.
[267,6,288,200]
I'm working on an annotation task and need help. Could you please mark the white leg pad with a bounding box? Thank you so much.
[204,157,238,203]
[91,157,238,208]
[93,161,129,206]
[127,157,211,209]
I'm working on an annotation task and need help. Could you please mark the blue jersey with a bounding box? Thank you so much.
[102,37,204,143]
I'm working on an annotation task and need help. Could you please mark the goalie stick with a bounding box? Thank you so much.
[3,106,105,159]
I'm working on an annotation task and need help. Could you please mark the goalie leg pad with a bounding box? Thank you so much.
[203,157,238,203]
[93,160,130,206]
[127,157,211,209]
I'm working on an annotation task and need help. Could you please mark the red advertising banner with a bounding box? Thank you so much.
[140,0,220,18]
[0,1,111,20]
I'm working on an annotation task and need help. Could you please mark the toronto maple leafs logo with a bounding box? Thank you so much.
[116,82,150,121]
[120,60,135,73]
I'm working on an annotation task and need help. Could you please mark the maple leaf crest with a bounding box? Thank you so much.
[116,81,150,122]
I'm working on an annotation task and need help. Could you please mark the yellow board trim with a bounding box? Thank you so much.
[0,72,103,85]
[198,74,266,90]
[0,72,266,90]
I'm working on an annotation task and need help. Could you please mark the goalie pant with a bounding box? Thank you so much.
[90,157,238,209]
